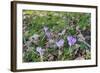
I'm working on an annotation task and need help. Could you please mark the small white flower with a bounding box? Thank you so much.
[36,47,45,56]
[32,34,40,40]
[43,26,49,32]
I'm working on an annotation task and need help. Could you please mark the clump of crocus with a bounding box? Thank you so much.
[67,36,76,46]
[36,47,45,61]
[56,39,64,56]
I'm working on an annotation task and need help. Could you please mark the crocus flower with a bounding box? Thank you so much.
[45,31,52,39]
[43,26,52,39]
[67,36,76,46]
[56,39,64,48]
[43,26,49,32]
[36,47,45,56]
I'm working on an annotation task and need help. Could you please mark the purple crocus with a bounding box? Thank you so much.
[43,26,52,39]
[45,31,52,39]
[36,47,45,56]
[56,39,64,48]
[67,36,76,46]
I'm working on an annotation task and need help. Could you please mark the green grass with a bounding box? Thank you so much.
[23,10,91,62]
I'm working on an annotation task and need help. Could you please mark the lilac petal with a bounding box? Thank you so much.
[56,39,64,48]
[36,47,44,56]
[68,42,72,46]
[72,37,76,44]
[45,31,52,39]
[67,36,76,46]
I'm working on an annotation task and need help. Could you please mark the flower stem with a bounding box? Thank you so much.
[58,50,61,56]
[69,46,72,56]
[58,48,62,59]
[40,55,43,62]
